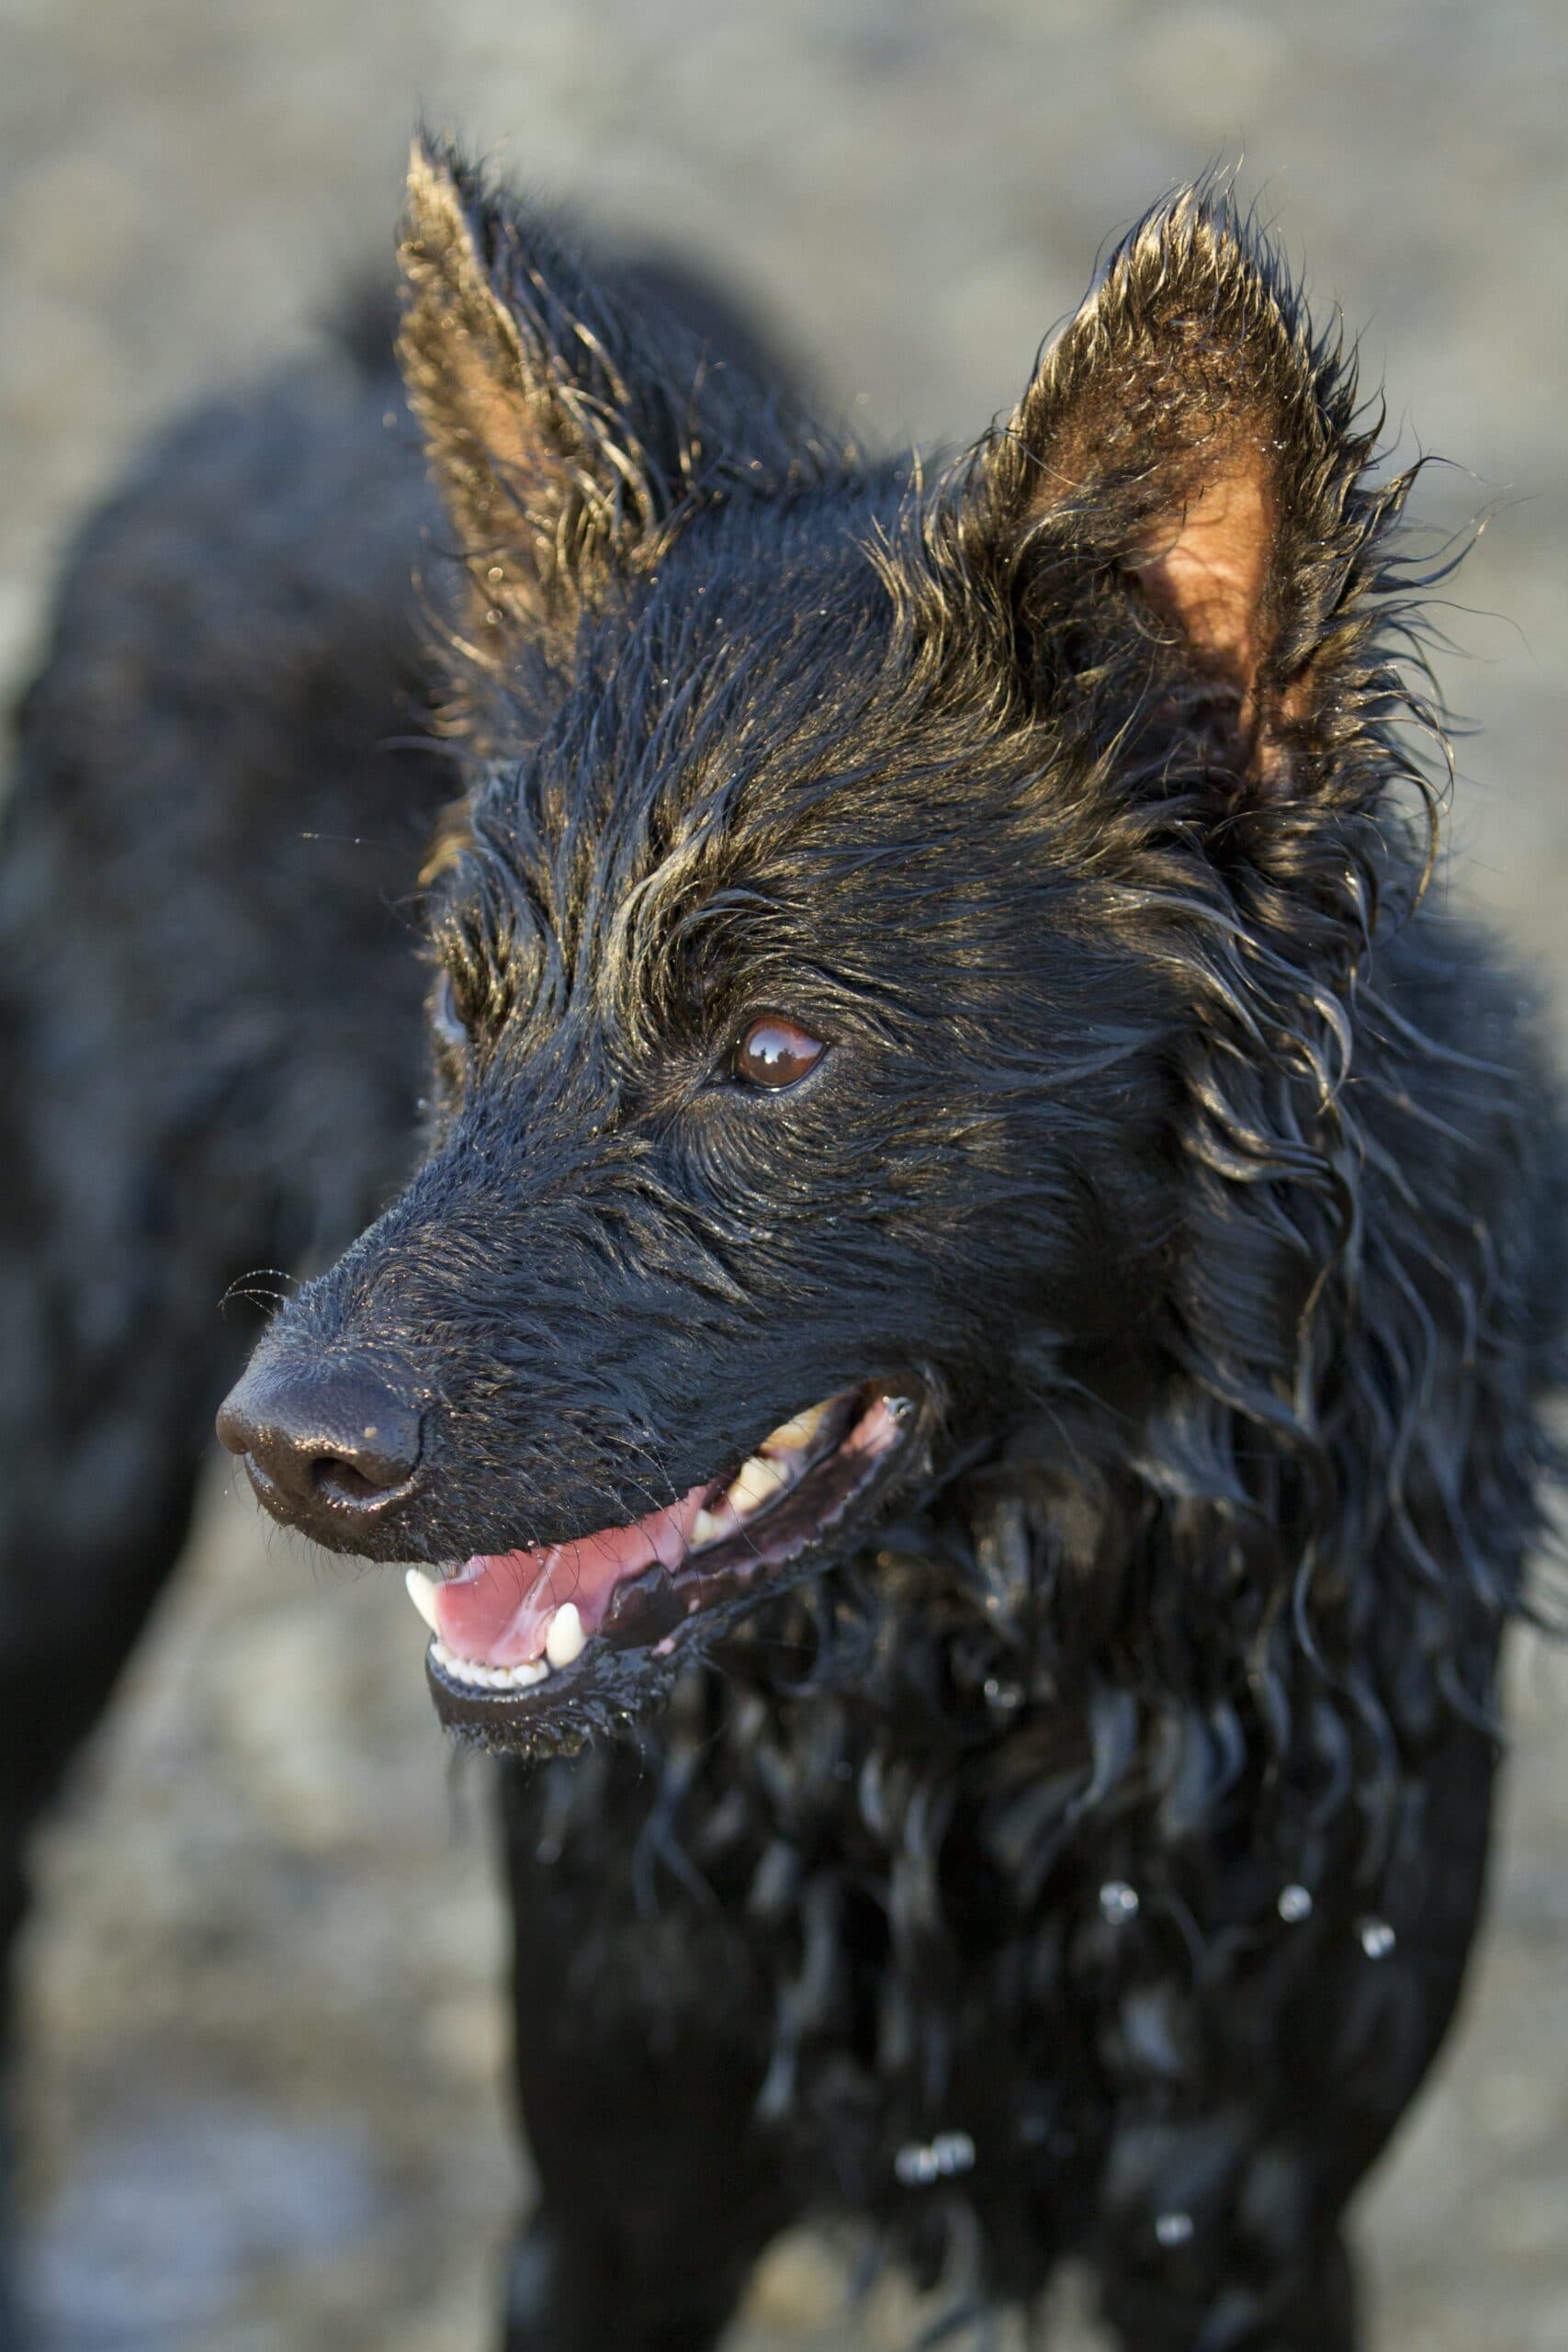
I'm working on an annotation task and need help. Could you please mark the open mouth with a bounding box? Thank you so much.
[405,1378,920,1732]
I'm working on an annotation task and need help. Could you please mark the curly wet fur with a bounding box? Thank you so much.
[3,143,1564,2351]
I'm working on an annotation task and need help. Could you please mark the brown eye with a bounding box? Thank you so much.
[734,1015,825,1091]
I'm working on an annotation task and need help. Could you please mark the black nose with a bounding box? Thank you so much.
[216,1352,423,1540]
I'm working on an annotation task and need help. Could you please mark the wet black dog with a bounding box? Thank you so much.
[3,140,1564,2349]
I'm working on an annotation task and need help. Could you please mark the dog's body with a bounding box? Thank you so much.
[2,147,1563,2350]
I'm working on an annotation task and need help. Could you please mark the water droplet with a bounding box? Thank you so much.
[1278,1883,1314,1924]
[1358,1916,1396,1960]
[1156,2211,1194,2248]
[894,2130,976,2186]
[486,564,505,584]
[1100,1880,1140,1925]
[984,1677,1023,1711]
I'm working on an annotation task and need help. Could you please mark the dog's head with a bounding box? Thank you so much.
[219,141,1421,1752]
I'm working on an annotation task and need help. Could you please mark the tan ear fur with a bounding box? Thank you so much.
[975,187,1381,802]
[1125,438,1272,705]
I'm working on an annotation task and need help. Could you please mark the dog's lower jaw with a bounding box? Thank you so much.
[418,1377,930,1753]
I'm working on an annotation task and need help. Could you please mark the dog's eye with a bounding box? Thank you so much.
[733,1016,825,1091]
[431,969,468,1054]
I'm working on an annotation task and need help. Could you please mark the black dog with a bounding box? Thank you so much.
[3,139,1563,2350]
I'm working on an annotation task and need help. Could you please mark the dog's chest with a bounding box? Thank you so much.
[505,1688,1230,2210]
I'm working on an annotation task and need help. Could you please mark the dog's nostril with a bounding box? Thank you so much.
[311,1455,388,1504]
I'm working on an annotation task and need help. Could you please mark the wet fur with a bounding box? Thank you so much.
[2,145,1564,2350]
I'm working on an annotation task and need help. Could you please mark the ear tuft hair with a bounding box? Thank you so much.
[398,136,665,626]
[961,186,1409,808]
[398,135,822,633]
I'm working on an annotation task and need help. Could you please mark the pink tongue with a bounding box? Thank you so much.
[433,1484,709,1668]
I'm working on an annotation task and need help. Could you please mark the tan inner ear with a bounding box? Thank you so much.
[440,319,547,514]
[1125,438,1273,712]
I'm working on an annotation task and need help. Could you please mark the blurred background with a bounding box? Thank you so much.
[2,2,1566,2346]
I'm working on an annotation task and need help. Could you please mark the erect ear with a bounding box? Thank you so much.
[398,137,770,628]
[967,188,1386,803]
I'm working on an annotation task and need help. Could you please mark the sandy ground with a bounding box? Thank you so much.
[2,2,1566,2345]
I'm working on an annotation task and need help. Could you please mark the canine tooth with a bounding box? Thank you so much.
[690,1507,727,1548]
[404,1567,441,1635]
[544,1602,586,1668]
[763,1400,832,1456]
[727,1453,792,1520]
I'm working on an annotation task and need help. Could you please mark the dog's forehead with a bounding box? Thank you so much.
[479,499,913,888]
[445,475,1094,1012]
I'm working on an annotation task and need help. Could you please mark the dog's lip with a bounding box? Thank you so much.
[412,1378,923,1727]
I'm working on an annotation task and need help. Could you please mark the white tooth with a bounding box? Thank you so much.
[404,1567,441,1635]
[764,1400,832,1456]
[690,1507,727,1549]
[428,1634,550,1693]
[727,1453,792,1521]
[544,1602,587,1668]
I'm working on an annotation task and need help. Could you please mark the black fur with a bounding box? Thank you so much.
[2,140,1563,2350]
